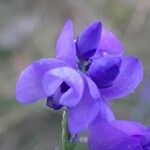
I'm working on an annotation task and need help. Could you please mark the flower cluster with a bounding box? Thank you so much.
[16,20,149,150]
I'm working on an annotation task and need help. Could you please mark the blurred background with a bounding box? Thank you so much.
[0,0,150,149]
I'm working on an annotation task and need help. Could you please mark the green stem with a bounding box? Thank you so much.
[62,109,69,150]
[61,109,76,150]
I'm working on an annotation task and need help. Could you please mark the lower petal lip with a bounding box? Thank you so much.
[42,67,84,107]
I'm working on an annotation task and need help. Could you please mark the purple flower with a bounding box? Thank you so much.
[75,20,143,100]
[16,20,143,134]
[87,56,143,100]
[16,20,102,134]
[88,120,150,150]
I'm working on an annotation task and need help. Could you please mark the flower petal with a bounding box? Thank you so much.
[42,73,63,96]
[100,56,143,100]
[84,75,100,99]
[99,101,115,121]
[68,75,101,134]
[56,20,77,68]
[87,57,121,89]
[47,96,62,110]
[88,121,142,150]
[16,58,66,104]
[95,28,124,57]
[77,21,102,60]
[42,67,84,107]
[140,129,150,148]
[110,120,147,136]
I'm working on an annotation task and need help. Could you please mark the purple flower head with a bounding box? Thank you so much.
[16,20,143,134]
[16,20,102,134]
[87,56,143,100]
[88,120,150,150]
[75,20,143,100]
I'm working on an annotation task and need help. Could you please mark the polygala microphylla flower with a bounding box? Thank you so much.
[88,120,150,150]
[16,20,143,134]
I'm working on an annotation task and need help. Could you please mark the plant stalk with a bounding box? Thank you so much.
[61,109,76,150]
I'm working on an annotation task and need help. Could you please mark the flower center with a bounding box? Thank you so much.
[46,82,70,110]
[78,59,92,73]
[60,82,70,93]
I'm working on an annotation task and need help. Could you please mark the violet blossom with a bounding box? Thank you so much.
[16,20,143,134]
[88,120,150,150]
[16,20,102,134]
